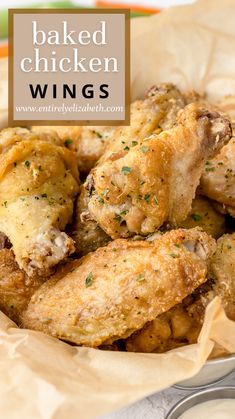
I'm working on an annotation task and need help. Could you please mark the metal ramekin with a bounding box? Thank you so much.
[174,353,235,389]
[166,386,235,419]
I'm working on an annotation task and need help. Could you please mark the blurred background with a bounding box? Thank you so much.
[0,0,196,57]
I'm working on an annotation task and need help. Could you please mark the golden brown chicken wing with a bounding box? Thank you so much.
[0,127,80,276]
[85,104,231,239]
[125,280,214,353]
[22,228,216,347]
[211,233,235,320]
[72,83,187,253]
[0,248,44,323]
[32,125,116,175]
[126,232,235,354]
[200,138,235,217]
[178,195,225,239]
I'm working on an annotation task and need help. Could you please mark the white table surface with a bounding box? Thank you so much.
[102,370,235,419]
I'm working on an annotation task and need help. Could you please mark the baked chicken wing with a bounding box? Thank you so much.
[73,83,187,253]
[200,138,235,217]
[22,228,216,347]
[211,233,235,321]
[85,104,231,239]
[0,128,80,276]
[0,248,44,323]
[32,125,116,175]
[178,195,225,239]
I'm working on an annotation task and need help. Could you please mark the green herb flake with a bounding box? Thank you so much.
[121,166,132,175]
[153,195,158,205]
[3,201,7,207]
[102,189,109,197]
[113,214,122,223]
[132,141,138,146]
[124,146,130,151]
[120,209,129,216]
[136,273,145,282]
[144,194,150,202]
[64,139,73,147]
[97,196,104,204]
[140,145,149,153]
[24,160,30,168]
[191,213,202,222]
[85,272,93,288]
[169,253,178,258]
[205,167,215,172]
[95,131,103,139]
[41,193,47,198]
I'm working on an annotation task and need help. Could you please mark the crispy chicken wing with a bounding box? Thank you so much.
[211,233,235,320]
[22,228,216,347]
[72,83,187,253]
[125,280,214,353]
[32,125,116,175]
[85,104,231,239]
[0,248,44,323]
[200,138,235,217]
[0,128,80,276]
[126,232,235,354]
[178,195,225,238]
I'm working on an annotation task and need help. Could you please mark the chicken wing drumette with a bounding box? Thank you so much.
[73,83,188,253]
[84,104,231,239]
[0,128,80,276]
[22,228,215,347]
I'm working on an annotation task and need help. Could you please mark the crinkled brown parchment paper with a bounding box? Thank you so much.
[1,1,235,417]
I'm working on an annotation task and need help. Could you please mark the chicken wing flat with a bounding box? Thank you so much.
[85,104,231,239]
[126,232,235,353]
[200,138,235,217]
[125,280,214,353]
[22,228,216,347]
[178,195,225,239]
[32,125,116,175]
[0,128,80,276]
[211,233,235,321]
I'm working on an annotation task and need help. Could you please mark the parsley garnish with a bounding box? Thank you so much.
[85,272,93,287]
[95,131,103,138]
[136,274,145,282]
[24,160,30,168]
[64,139,73,147]
[191,214,202,222]
[121,166,132,175]
[144,194,150,202]
[140,145,149,153]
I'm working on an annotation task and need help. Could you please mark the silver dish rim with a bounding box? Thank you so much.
[173,368,235,390]
[166,385,235,419]
[173,352,235,389]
